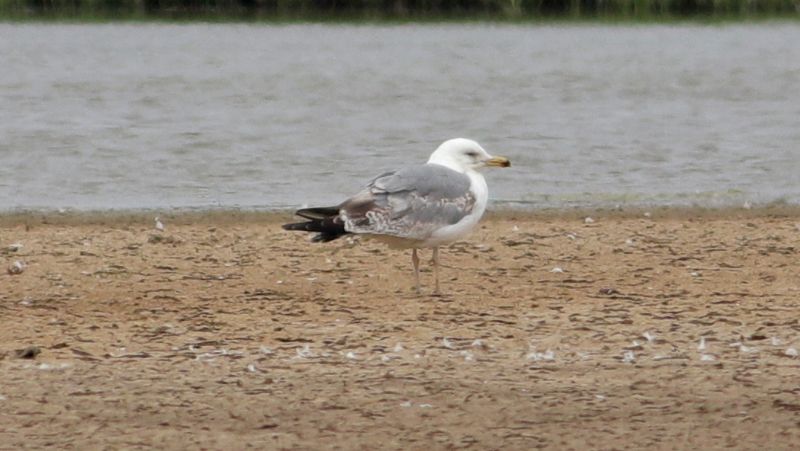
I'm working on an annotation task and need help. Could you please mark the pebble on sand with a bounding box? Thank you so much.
[8,261,26,275]
[14,346,41,359]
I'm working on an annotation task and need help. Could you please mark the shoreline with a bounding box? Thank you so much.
[1,202,799,227]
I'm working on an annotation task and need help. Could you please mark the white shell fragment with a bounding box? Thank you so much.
[621,350,635,363]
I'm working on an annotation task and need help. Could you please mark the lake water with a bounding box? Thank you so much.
[1,23,799,212]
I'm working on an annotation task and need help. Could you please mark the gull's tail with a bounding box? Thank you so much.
[282,206,349,243]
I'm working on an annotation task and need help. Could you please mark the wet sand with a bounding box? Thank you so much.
[1,208,799,450]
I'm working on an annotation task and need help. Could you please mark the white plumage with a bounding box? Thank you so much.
[283,138,510,294]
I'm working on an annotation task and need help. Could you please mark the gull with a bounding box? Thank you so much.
[282,138,510,294]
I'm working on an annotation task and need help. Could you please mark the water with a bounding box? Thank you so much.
[1,23,799,212]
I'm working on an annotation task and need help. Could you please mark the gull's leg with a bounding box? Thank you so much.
[432,246,441,295]
[412,248,421,294]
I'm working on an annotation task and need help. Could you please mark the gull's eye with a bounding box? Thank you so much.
[465,151,479,158]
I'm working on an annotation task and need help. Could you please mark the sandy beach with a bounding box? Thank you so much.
[1,208,799,450]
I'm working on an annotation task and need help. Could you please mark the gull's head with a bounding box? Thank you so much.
[427,138,510,173]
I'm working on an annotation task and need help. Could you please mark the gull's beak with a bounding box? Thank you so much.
[484,156,511,168]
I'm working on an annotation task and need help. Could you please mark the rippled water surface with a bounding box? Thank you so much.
[1,23,799,211]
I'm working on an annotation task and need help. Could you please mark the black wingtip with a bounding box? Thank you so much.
[282,208,350,243]
[282,221,318,232]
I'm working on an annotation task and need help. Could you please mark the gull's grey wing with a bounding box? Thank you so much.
[339,164,475,240]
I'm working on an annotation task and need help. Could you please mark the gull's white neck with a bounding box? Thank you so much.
[467,170,489,217]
